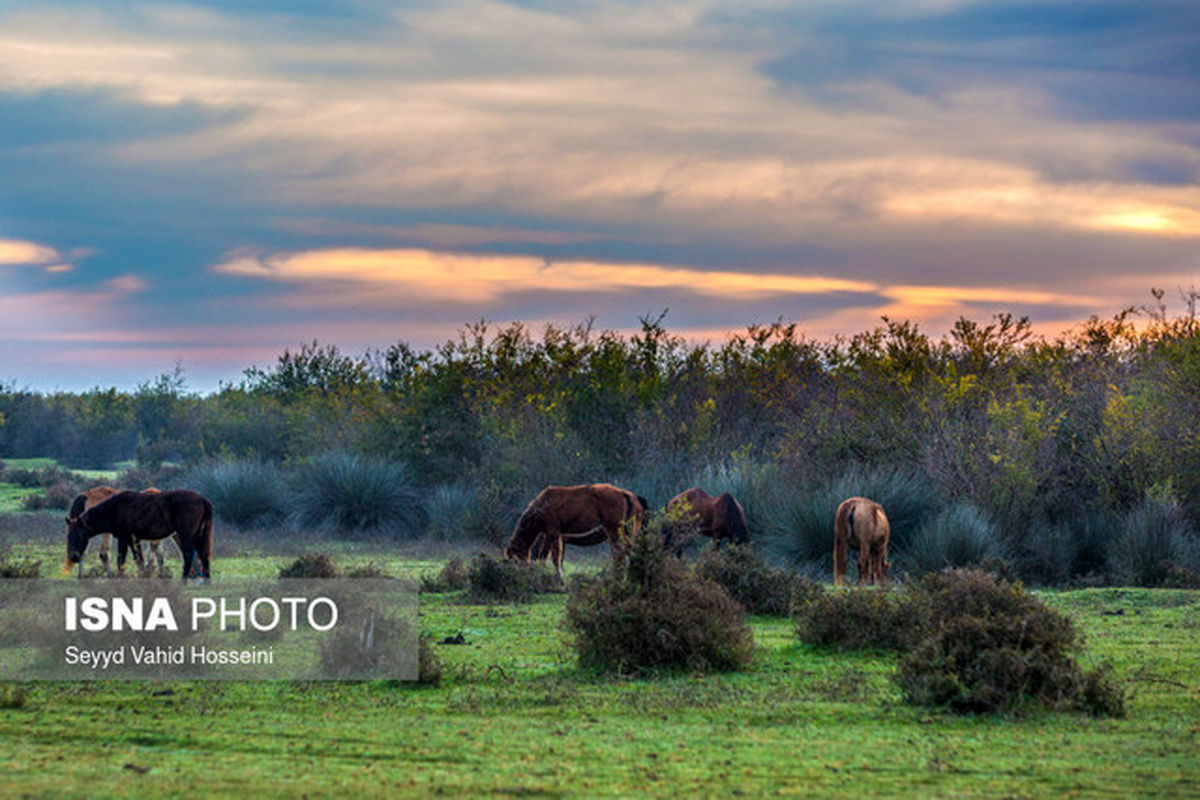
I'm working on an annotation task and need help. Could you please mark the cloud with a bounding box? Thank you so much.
[214,247,876,304]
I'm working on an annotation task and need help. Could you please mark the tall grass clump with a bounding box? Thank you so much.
[902,502,1007,576]
[1107,498,1200,587]
[566,523,753,675]
[424,483,484,541]
[291,452,426,537]
[189,460,287,529]
[761,465,941,571]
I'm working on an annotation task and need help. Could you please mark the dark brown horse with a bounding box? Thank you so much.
[69,489,214,582]
[662,488,748,555]
[505,483,644,578]
[64,486,176,578]
[833,496,890,586]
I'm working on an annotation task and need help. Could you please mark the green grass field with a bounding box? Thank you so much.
[0,534,1197,798]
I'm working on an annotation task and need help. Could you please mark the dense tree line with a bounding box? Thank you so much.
[3,294,1200,583]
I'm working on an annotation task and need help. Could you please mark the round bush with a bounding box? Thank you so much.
[566,527,753,674]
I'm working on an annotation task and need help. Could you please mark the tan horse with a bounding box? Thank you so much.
[505,483,645,578]
[64,486,178,578]
[833,496,890,586]
[662,487,749,555]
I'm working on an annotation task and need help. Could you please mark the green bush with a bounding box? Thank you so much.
[902,502,1007,576]
[565,525,754,674]
[466,553,561,603]
[1107,499,1200,587]
[694,544,819,617]
[189,460,287,529]
[291,452,426,536]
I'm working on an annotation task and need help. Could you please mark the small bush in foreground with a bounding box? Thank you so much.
[466,553,561,603]
[0,555,41,578]
[795,587,921,651]
[695,545,819,617]
[420,556,469,593]
[278,553,339,579]
[896,570,1124,716]
[566,526,753,675]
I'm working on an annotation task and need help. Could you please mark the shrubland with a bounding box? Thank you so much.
[2,295,1200,585]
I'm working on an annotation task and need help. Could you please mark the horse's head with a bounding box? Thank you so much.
[64,514,92,569]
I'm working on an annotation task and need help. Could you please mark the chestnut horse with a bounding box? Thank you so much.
[505,483,645,578]
[833,496,890,586]
[69,489,214,583]
[662,488,748,556]
[64,487,177,578]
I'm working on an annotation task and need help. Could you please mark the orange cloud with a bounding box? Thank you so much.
[214,248,877,303]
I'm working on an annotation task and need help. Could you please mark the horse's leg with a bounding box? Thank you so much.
[151,540,165,578]
[99,533,112,577]
[129,537,147,577]
[551,535,565,581]
[180,536,196,585]
[857,546,870,586]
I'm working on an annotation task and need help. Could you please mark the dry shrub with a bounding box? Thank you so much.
[466,553,561,603]
[694,545,819,617]
[278,553,338,579]
[565,526,753,675]
[795,587,921,651]
[795,569,1125,716]
[420,556,469,593]
[896,570,1125,717]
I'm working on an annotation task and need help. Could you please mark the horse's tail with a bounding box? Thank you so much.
[718,494,749,544]
[833,500,852,587]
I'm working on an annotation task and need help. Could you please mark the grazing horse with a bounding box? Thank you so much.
[64,487,177,578]
[69,489,214,582]
[662,488,749,555]
[505,483,644,578]
[833,496,890,586]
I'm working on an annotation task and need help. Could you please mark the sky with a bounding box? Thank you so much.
[1,0,1198,392]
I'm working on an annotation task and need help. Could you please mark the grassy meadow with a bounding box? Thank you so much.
[0,520,1196,799]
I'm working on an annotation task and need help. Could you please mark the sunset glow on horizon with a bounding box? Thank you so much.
[2,1,1198,392]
